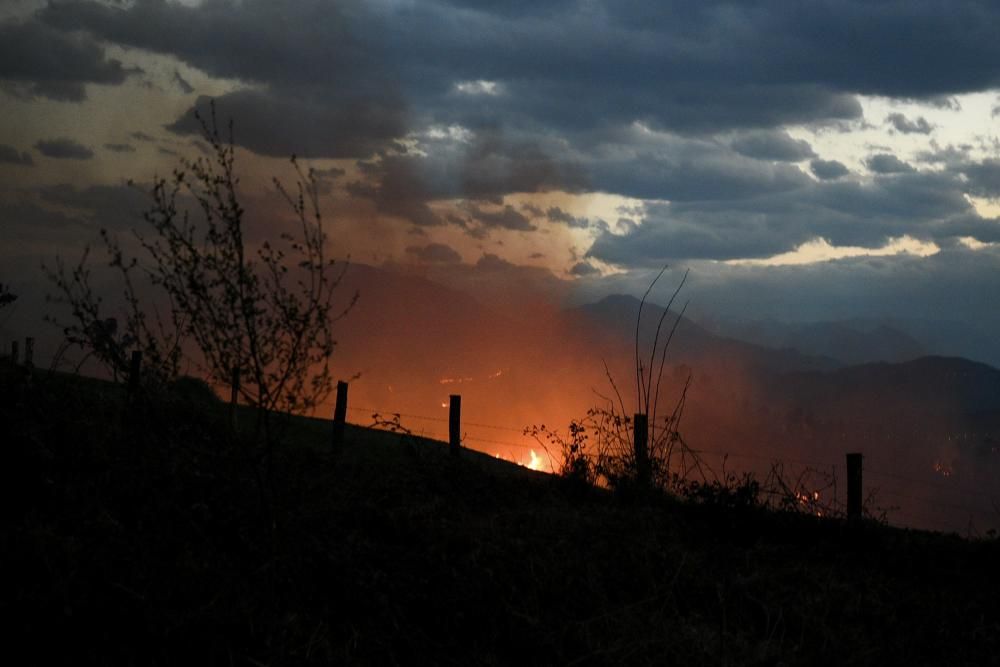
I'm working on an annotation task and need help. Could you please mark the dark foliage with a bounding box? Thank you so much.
[3,369,999,665]
[0,282,15,311]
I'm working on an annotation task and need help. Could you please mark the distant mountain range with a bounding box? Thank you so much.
[699,315,1000,369]
[570,294,839,374]
[320,266,998,532]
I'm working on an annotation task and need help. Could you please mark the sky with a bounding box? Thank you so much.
[4,0,1000,348]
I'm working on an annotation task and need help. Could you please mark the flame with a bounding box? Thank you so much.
[525,449,546,471]
[794,490,822,517]
[439,376,474,385]
[933,460,953,477]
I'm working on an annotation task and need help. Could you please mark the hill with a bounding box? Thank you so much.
[2,365,999,665]
[700,317,927,365]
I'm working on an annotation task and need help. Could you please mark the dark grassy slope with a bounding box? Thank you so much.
[2,368,998,666]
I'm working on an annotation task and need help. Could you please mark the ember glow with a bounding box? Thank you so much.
[525,450,546,472]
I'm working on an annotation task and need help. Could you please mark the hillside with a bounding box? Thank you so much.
[570,294,840,374]
[3,365,999,665]
[700,317,927,366]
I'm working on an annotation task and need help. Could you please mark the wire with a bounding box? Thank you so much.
[340,402,1000,531]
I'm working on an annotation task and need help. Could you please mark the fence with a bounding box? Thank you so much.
[6,343,997,536]
[324,380,998,534]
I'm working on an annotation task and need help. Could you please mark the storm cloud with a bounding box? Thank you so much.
[39,0,1000,161]
[0,144,34,166]
[6,0,1000,349]
[0,18,130,101]
[35,138,94,160]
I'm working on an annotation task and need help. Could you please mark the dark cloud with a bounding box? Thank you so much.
[730,130,815,162]
[347,155,444,227]
[0,144,34,166]
[6,80,87,103]
[866,153,914,174]
[406,242,462,264]
[43,0,405,158]
[35,138,94,160]
[587,170,978,264]
[915,142,972,166]
[39,183,151,229]
[461,203,535,231]
[587,129,812,201]
[0,18,129,101]
[168,92,406,159]
[521,203,544,217]
[569,261,600,277]
[810,158,849,180]
[23,1,1000,281]
[173,70,194,94]
[546,207,589,228]
[960,159,1000,198]
[103,143,135,153]
[886,113,933,135]
[39,0,1000,151]
[345,129,583,229]
[130,131,158,143]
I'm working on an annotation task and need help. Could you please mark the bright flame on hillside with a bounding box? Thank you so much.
[526,449,545,471]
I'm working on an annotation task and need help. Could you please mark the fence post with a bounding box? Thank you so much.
[449,394,461,457]
[229,367,240,432]
[846,452,863,521]
[127,350,142,404]
[10,340,18,366]
[634,413,651,488]
[23,337,34,371]
[332,380,348,451]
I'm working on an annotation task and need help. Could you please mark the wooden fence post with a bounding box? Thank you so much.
[127,350,142,404]
[10,340,18,366]
[229,367,240,432]
[634,413,651,488]
[846,452,863,521]
[23,337,34,370]
[449,394,461,457]
[332,380,348,451]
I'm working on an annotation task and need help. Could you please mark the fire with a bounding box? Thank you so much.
[439,376,474,385]
[933,461,953,477]
[794,490,823,517]
[526,449,545,471]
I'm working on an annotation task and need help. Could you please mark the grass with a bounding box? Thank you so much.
[2,364,998,665]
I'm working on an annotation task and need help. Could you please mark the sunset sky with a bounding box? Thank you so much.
[4,0,1000,341]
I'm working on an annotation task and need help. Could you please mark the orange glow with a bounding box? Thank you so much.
[933,461,953,477]
[439,376,474,384]
[525,449,546,472]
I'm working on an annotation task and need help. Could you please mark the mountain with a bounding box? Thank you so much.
[697,317,926,365]
[778,355,1000,417]
[569,294,840,374]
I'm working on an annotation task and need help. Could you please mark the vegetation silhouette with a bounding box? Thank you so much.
[46,103,356,485]
[529,268,887,520]
[3,364,999,665]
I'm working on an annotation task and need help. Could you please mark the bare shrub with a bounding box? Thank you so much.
[46,103,356,448]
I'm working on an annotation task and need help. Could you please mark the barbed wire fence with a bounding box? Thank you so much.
[337,395,999,537]
[4,340,996,538]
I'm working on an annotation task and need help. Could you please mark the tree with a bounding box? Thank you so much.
[48,104,356,443]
